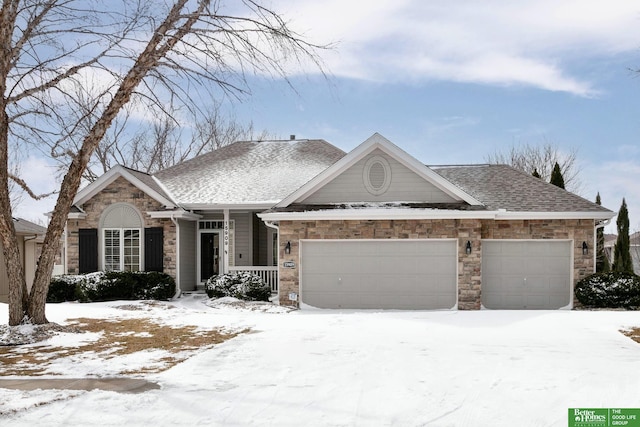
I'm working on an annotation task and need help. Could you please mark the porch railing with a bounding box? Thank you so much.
[228,266,278,293]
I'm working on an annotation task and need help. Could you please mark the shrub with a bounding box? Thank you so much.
[47,276,80,303]
[575,272,640,308]
[205,272,271,301]
[47,271,176,303]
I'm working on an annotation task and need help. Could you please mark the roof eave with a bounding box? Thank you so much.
[494,211,616,220]
[181,203,276,211]
[259,209,616,222]
[73,165,177,208]
[147,210,202,221]
[259,209,498,221]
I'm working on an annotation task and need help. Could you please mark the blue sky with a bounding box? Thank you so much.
[15,0,640,232]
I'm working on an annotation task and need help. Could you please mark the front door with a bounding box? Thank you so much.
[200,232,220,281]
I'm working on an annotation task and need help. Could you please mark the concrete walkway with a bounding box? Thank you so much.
[0,378,160,394]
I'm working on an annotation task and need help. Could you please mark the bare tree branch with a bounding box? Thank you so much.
[485,139,583,193]
[0,0,330,325]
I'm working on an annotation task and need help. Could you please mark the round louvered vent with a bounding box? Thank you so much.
[363,155,391,195]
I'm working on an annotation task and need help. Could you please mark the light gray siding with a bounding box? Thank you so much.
[232,212,251,266]
[178,220,196,291]
[301,149,459,204]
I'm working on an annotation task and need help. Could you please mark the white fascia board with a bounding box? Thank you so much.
[259,209,617,222]
[181,203,275,211]
[258,209,498,221]
[147,210,202,221]
[276,133,483,208]
[495,211,616,221]
[73,165,176,208]
[67,212,88,219]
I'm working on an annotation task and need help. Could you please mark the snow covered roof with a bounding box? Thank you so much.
[433,164,612,214]
[154,139,346,207]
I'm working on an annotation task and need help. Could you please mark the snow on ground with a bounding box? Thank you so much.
[1,297,640,426]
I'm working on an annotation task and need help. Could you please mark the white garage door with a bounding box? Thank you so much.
[300,240,457,309]
[482,240,572,309]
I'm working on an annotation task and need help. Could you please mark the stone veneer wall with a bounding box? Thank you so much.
[278,218,595,310]
[278,219,483,310]
[66,177,176,278]
[481,219,595,309]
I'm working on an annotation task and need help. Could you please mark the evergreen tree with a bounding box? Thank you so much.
[612,198,633,273]
[549,162,565,189]
[532,168,541,178]
[595,193,610,272]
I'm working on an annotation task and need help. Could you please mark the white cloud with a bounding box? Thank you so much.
[585,159,640,234]
[275,0,640,95]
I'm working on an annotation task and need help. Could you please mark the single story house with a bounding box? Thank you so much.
[63,133,614,310]
[0,218,47,303]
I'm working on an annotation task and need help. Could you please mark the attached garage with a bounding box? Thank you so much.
[481,240,572,309]
[300,239,457,309]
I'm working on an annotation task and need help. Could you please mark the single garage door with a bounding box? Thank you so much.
[300,240,457,309]
[482,240,572,309]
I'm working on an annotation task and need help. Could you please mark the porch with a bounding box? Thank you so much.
[187,211,279,293]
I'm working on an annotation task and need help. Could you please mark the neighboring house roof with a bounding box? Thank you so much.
[154,139,346,208]
[13,217,46,235]
[434,164,612,216]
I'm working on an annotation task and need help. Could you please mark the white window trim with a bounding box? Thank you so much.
[102,227,143,272]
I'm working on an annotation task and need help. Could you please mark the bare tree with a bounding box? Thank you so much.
[0,0,327,325]
[485,141,582,193]
[52,97,273,180]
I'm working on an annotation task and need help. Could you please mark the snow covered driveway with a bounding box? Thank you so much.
[2,298,640,426]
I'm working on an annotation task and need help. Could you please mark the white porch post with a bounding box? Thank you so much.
[223,208,230,274]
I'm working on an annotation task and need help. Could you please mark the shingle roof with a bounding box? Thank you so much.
[13,218,46,235]
[154,139,346,205]
[120,166,173,204]
[433,164,612,213]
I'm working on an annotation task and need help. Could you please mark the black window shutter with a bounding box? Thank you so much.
[78,228,98,273]
[144,227,164,272]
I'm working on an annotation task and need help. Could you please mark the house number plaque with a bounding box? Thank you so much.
[283,261,295,268]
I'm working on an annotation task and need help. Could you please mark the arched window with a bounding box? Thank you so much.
[100,203,143,271]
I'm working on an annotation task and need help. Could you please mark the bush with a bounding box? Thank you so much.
[47,276,81,303]
[575,272,640,308]
[47,271,176,303]
[205,272,271,301]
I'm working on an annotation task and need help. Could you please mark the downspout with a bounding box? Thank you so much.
[170,214,181,299]
[263,220,280,301]
[22,235,39,292]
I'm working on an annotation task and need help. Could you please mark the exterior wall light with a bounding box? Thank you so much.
[285,241,291,255]
[465,240,472,255]
[582,241,588,255]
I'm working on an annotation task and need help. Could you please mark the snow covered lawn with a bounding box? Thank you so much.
[1,296,640,426]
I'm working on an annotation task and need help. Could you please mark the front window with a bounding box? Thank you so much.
[104,228,141,271]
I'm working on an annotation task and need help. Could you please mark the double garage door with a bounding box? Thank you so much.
[301,240,457,310]
[300,239,572,310]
